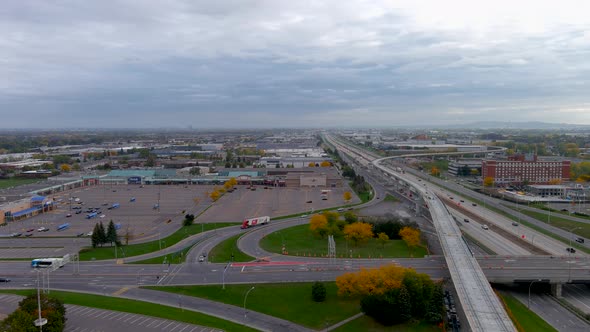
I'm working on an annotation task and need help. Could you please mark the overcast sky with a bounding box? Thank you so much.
[1,0,590,128]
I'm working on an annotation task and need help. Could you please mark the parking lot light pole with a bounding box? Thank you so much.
[244,286,255,318]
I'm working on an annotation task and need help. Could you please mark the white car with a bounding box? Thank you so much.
[300,214,308,218]
[99,214,106,218]
[37,227,49,232]
[481,225,489,230]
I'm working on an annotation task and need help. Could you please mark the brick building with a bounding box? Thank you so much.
[482,154,570,185]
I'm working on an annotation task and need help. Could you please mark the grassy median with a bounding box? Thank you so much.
[79,223,238,261]
[259,224,427,258]
[208,233,255,263]
[146,282,360,330]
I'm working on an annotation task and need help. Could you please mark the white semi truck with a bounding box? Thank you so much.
[241,216,270,229]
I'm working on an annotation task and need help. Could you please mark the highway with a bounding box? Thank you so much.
[326,134,516,331]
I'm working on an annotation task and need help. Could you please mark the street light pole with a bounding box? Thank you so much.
[244,286,255,318]
[528,279,542,308]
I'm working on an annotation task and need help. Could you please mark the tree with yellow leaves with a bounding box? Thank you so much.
[343,222,373,247]
[399,226,420,257]
[228,177,237,186]
[377,232,389,248]
[343,191,352,202]
[430,166,440,177]
[223,181,232,190]
[548,178,562,185]
[320,161,331,167]
[483,176,494,187]
[209,190,220,202]
[60,164,71,172]
[308,162,316,167]
[336,264,407,297]
[309,214,329,238]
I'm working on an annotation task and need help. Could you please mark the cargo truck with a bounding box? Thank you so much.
[241,216,270,229]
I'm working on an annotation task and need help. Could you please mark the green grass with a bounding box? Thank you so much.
[79,223,238,261]
[516,209,590,239]
[260,224,427,258]
[129,245,193,264]
[0,289,258,332]
[333,315,441,332]
[208,233,255,263]
[499,293,557,332]
[0,177,42,189]
[145,282,361,329]
[383,194,399,202]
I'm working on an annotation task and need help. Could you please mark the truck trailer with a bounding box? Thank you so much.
[241,216,270,229]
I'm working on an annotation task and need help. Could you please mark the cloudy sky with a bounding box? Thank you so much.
[1,0,590,128]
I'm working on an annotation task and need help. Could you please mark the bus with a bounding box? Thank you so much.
[57,223,70,231]
[31,258,64,268]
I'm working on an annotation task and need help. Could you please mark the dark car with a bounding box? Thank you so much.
[472,203,477,207]
[575,238,585,244]
[463,218,469,223]
[0,277,11,282]
[75,210,82,214]
[566,247,576,253]
[24,233,33,237]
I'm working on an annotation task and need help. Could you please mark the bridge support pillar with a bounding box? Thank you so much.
[551,283,563,298]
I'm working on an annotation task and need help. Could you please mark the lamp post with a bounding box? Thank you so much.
[528,279,542,308]
[244,286,255,318]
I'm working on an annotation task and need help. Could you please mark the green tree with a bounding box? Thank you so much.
[183,214,195,226]
[398,285,412,322]
[91,223,101,248]
[106,220,118,246]
[311,282,327,302]
[98,222,107,246]
[343,211,358,224]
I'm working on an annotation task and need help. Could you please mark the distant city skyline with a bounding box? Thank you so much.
[1,0,590,128]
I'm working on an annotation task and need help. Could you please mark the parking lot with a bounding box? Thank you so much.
[199,185,360,222]
[2,183,359,248]
[0,294,222,332]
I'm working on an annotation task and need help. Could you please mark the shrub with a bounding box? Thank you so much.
[311,282,327,302]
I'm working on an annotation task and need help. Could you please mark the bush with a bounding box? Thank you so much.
[183,214,195,226]
[311,282,327,302]
[0,293,66,332]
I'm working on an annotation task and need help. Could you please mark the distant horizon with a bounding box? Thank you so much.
[1,120,590,131]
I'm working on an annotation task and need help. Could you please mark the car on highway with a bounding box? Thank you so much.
[575,237,585,243]
[481,225,489,230]
[460,200,464,203]
[511,222,519,226]
[198,255,206,262]
[66,213,72,217]
[306,200,312,203]
[463,218,469,223]
[567,247,576,253]
[337,208,344,212]
[472,203,477,207]
[300,214,308,218]
[0,277,10,282]
[38,227,49,232]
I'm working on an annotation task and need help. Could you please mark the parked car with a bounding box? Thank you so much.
[24,233,33,237]
[66,213,72,217]
[38,227,49,232]
[26,228,35,232]
[11,232,22,237]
